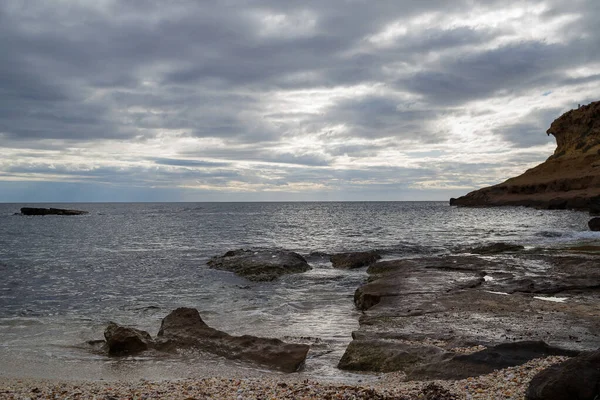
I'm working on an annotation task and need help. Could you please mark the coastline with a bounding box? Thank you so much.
[0,356,569,399]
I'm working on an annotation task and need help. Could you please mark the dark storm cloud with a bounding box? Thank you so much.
[319,95,444,141]
[401,41,572,106]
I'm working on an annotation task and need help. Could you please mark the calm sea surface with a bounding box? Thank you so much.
[0,202,595,381]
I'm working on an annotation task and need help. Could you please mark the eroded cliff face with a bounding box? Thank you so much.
[451,101,600,210]
[547,101,600,158]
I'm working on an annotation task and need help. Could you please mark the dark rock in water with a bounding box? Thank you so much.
[330,251,381,269]
[20,207,88,216]
[104,322,153,355]
[207,249,311,281]
[588,218,600,231]
[337,340,449,372]
[154,307,309,372]
[407,341,579,381]
[526,349,600,400]
[468,242,525,254]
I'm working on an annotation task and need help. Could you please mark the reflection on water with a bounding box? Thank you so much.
[0,202,594,381]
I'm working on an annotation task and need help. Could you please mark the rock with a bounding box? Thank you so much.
[526,349,600,400]
[451,101,600,211]
[330,251,381,269]
[588,218,600,231]
[589,196,600,215]
[20,207,89,216]
[337,340,449,372]
[340,254,600,375]
[407,341,579,381]
[155,308,309,372]
[103,322,153,355]
[207,249,311,281]
[467,243,525,254]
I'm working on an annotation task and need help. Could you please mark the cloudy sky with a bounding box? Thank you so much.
[1,0,598,202]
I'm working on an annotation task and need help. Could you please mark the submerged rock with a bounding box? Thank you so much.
[330,251,381,269]
[467,242,525,254]
[104,322,153,355]
[20,207,89,216]
[526,349,600,400]
[154,307,309,372]
[207,249,311,281]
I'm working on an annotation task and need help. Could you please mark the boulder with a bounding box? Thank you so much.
[330,251,381,269]
[103,322,153,355]
[154,308,309,372]
[526,349,600,400]
[207,249,311,281]
[20,207,88,216]
[588,218,600,231]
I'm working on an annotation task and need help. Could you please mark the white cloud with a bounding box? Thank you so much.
[0,0,598,200]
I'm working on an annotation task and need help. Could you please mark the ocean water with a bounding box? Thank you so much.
[0,202,595,382]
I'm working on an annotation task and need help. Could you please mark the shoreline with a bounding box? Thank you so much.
[0,355,569,399]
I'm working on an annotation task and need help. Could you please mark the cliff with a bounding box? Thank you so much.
[450,100,600,210]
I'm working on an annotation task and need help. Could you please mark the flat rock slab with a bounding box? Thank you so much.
[340,254,600,379]
[207,249,311,281]
[407,341,579,381]
[20,207,88,216]
[338,340,449,373]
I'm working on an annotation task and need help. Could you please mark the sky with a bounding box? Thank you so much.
[1,0,599,202]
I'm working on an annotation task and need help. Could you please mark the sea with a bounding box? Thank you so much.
[0,202,595,382]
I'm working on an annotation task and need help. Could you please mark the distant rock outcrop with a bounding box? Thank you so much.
[451,101,600,210]
[20,207,89,216]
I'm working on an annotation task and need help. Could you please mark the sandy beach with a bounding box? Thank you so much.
[0,355,568,399]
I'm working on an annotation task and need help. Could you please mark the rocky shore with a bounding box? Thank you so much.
[339,247,599,380]
[0,355,573,399]
[451,100,600,211]
[2,247,599,398]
